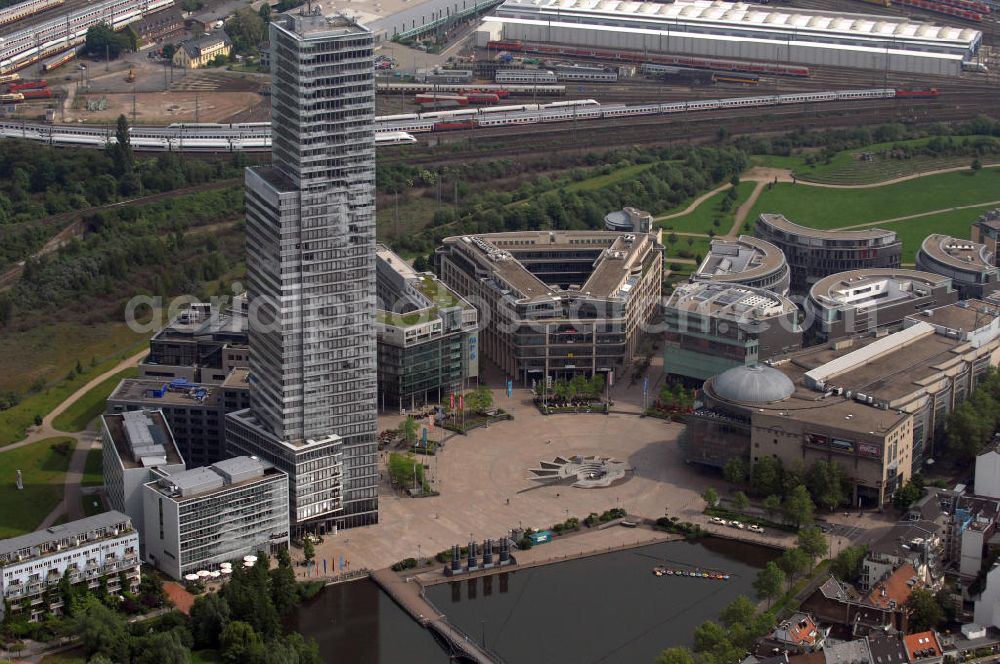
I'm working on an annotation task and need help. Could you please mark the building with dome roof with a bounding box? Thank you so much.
[683,298,1000,505]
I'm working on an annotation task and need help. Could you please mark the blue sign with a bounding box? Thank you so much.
[422,428,428,446]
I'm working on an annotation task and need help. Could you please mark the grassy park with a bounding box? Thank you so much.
[746,169,1000,231]
[0,437,75,538]
[750,135,1000,185]
[52,367,140,433]
[657,181,758,236]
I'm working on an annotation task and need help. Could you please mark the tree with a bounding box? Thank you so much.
[784,485,815,528]
[258,2,271,22]
[763,495,782,522]
[796,526,828,572]
[85,23,131,59]
[472,386,494,413]
[906,588,946,632]
[189,592,230,649]
[805,459,847,511]
[73,597,128,662]
[398,416,419,444]
[719,595,756,628]
[224,7,267,55]
[219,621,264,664]
[723,457,745,486]
[162,43,177,60]
[732,491,749,511]
[753,562,785,608]
[702,486,719,508]
[134,630,190,664]
[830,544,868,584]
[751,456,782,497]
[693,620,730,654]
[108,114,135,177]
[893,478,925,510]
[270,551,298,615]
[972,158,983,171]
[657,647,696,664]
[777,548,809,590]
[303,537,315,564]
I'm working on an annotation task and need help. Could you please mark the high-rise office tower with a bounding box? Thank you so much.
[226,7,378,532]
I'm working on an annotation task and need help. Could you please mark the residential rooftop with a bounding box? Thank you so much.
[277,7,370,38]
[920,234,997,274]
[102,410,183,470]
[772,613,821,647]
[0,511,134,564]
[866,562,919,609]
[903,631,943,661]
[375,243,474,328]
[665,282,798,322]
[693,235,787,284]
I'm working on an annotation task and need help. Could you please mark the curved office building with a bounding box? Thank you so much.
[692,234,790,295]
[755,213,902,294]
[805,268,956,342]
[915,234,1000,299]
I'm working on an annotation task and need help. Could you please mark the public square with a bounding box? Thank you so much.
[308,363,721,573]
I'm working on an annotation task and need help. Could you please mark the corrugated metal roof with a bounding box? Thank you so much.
[804,321,935,388]
[497,0,981,48]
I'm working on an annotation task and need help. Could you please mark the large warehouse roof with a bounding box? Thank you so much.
[495,0,981,55]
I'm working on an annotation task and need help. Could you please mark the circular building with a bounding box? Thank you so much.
[915,234,1000,300]
[805,268,957,342]
[755,213,901,294]
[604,207,652,233]
[691,235,790,295]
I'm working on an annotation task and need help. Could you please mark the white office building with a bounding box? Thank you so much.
[0,512,140,622]
[142,456,290,580]
[226,8,379,532]
[101,409,186,539]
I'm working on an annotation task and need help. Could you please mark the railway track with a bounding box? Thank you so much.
[377,94,1000,167]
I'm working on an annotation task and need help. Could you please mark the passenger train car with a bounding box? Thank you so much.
[0,89,904,150]
[0,0,173,73]
[0,0,64,27]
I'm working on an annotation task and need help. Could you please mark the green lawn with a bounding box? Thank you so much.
[867,204,1000,263]
[0,324,149,447]
[0,437,75,538]
[664,236,712,262]
[750,135,999,185]
[563,162,654,193]
[746,170,1000,231]
[39,648,87,664]
[656,181,758,236]
[53,367,140,433]
[82,494,107,517]
[82,445,104,487]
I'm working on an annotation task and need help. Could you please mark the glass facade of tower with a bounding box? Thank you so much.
[228,9,378,530]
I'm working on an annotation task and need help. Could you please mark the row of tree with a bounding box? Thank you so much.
[719,455,855,516]
[71,548,320,664]
[944,368,1000,462]
[536,375,607,404]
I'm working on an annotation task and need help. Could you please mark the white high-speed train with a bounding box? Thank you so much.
[0,89,903,151]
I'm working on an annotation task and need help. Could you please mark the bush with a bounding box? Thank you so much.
[390,558,418,572]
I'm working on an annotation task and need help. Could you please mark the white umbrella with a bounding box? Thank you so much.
[219,562,232,568]
[243,555,258,563]
[196,570,211,578]
[243,560,255,568]
[220,568,232,575]
[184,574,199,581]
[210,571,221,578]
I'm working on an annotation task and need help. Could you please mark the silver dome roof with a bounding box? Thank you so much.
[712,364,794,404]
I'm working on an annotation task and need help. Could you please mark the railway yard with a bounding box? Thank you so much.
[0,0,999,159]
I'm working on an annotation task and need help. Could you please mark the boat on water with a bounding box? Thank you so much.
[652,566,730,580]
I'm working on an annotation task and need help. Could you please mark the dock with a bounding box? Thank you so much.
[371,568,506,664]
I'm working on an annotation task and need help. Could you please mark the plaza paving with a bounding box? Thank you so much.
[307,379,720,573]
